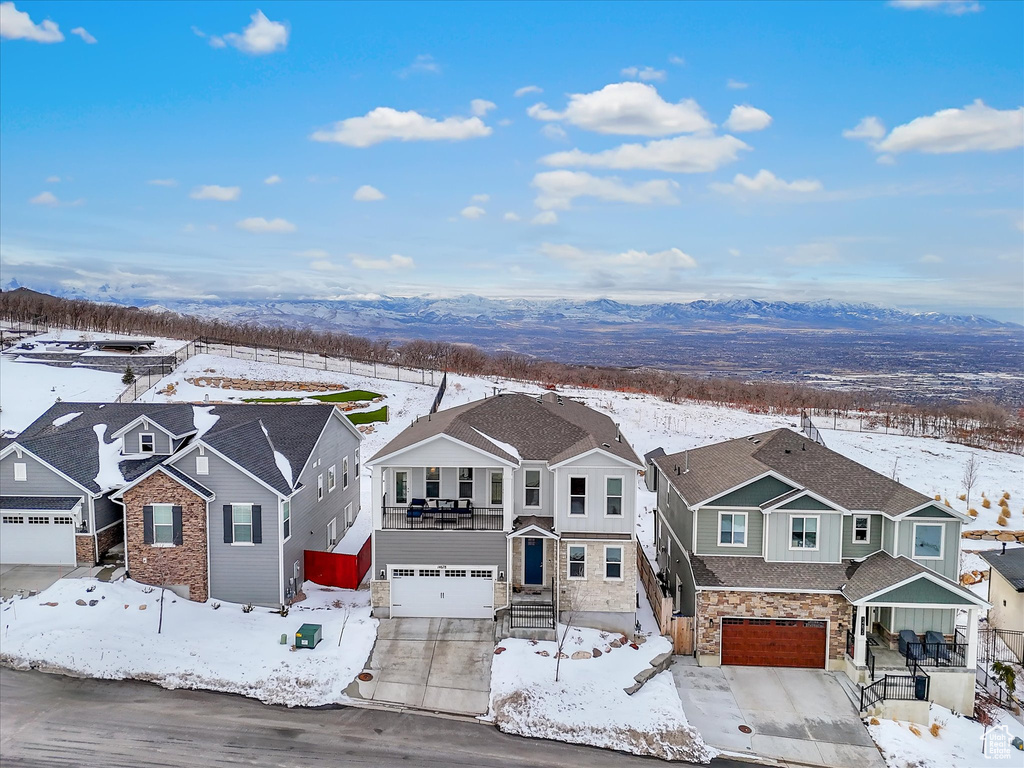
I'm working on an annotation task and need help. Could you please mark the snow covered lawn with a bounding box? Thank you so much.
[0,578,377,707]
[488,626,715,763]
[867,704,1024,768]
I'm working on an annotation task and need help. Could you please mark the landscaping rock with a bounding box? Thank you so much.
[629,642,640,650]
[609,639,622,648]
[571,651,592,660]
[592,648,602,658]
[494,647,507,655]
[88,600,99,607]
[556,652,568,659]
[41,602,58,607]
[603,645,612,654]
[75,599,87,606]
[535,650,550,657]
[139,604,147,610]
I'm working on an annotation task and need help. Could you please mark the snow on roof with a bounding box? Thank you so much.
[471,426,522,461]
[92,424,126,491]
[260,421,293,488]
[192,405,219,439]
[52,411,82,427]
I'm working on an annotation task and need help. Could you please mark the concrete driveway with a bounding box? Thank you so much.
[0,562,127,600]
[673,662,884,768]
[350,618,494,716]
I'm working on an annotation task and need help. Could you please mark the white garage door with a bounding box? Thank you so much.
[390,566,494,619]
[0,514,77,566]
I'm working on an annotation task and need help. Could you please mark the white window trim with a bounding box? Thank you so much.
[567,544,587,580]
[524,468,542,508]
[317,473,324,501]
[912,521,945,561]
[152,502,175,547]
[489,470,503,506]
[788,514,821,551]
[852,515,870,544]
[717,510,748,547]
[395,470,409,504]
[345,501,353,527]
[604,544,624,581]
[327,464,336,492]
[139,433,156,454]
[195,455,209,475]
[13,462,27,482]
[604,475,625,517]
[458,467,474,499]
[327,517,337,548]
[282,500,291,543]
[342,456,349,490]
[425,467,441,499]
[568,475,587,517]
[231,503,254,546]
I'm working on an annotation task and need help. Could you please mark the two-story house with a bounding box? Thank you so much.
[0,402,361,606]
[650,429,988,718]
[366,391,644,634]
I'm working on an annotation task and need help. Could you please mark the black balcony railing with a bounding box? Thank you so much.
[905,640,968,668]
[510,601,555,630]
[382,504,504,531]
[859,664,930,712]
[866,646,876,680]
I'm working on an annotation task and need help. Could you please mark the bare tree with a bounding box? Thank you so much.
[554,578,586,683]
[962,454,980,509]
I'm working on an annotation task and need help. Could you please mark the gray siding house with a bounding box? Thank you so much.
[367,392,644,634]
[1,402,361,607]
[650,428,988,719]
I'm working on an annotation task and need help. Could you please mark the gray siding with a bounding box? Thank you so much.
[283,415,361,594]
[841,514,883,559]
[712,476,795,508]
[886,607,956,636]
[553,463,635,535]
[0,450,87,500]
[896,518,961,580]
[170,449,281,606]
[374,530,507,572]
[694,508,764,556]
[121,424,172,455]
[388,464,505,508]
[881,517,895,555]
[765,511,843,562]
[94,494,122,530]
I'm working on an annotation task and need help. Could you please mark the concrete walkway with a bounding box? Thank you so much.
[351,618,494,716]
[672,662,884,768]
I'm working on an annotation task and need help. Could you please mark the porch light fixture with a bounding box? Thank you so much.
[379,569,385,579]
[498,571,505,581]
[708,617,714,627]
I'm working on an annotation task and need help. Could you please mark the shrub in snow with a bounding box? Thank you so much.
[122,365,136,385]
[242,603,254,613]
[969,508,979,517]
[997,515,1008,527]
[983,498,992,509]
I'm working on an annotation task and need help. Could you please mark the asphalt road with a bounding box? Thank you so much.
[0,668,751,768]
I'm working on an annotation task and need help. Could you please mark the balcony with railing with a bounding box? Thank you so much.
[381,502,504,531]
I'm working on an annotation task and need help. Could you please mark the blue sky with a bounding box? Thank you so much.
[1,0,1022,320]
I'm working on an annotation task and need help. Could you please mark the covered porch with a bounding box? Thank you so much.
[506,517,559,634]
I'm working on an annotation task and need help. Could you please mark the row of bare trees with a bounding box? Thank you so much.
[2,288,1020,452]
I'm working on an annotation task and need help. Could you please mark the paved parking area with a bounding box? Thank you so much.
[0,563,127,600]
[672,663,884,768]
[351,618,494,716]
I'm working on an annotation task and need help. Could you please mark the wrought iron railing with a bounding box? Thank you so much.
[866,646,876,680]
[859,664,930,712]
[510,601,555,630]
[979,627,1024,665]
[905,640,967,668]
[381,505,504,530]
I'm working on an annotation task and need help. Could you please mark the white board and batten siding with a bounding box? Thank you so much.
[764,511,844,563]
[552,457,637,535]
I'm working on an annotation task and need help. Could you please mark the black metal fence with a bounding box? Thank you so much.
[800,409,826,447]
[860,667,930,712]
[510,601,555,630]
[905,640,968,668]
[979,627,1024,665]
[381,505,504,530]
[430,372,447,414]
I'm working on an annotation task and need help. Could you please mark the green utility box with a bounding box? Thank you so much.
[295,623,322,649]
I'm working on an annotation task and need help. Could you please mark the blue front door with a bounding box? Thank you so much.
[524,538,543,585]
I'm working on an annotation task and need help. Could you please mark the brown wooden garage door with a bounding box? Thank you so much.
[721,618,827,668]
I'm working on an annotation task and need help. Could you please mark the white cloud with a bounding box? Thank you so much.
[531,211,558,225]
[541,134,749,173]
[236,217,296,233]
[310,107,492,147]
[723,104,772,133]
[310,259,344,272]
[191,25,226,48]
[876,154,896,165]
[532,170,678,210]
[29,191,59,206]
[350,253,414,270]
[353,184,386,201]
[728,248,741,257]
[264,174,282,185]
[527,82,713,136]
[297,249,330,259]
[514,85,543,98]
[843,116,886,141]
[620,65,667,82]
[471,193,490,203]
[70,26,96,44]
[710,169,823,196]
[668,54,686,66]
[399,53,440,77]
[541,242,697,270]
[726,79,749,90]
[541,123,567,140]
[191,184,241,201]
[497,118,512,127]
[45,175,61,183]
[876,100,1023,154]
[147,178,178,187]
[888,0,982,15]
[919,253,944,264]
[0,2,64,43]
[460,205,486,219]
[220,10,288,55]
[782,242,840,266]
[470,99,497,117]
[503,212,521,222]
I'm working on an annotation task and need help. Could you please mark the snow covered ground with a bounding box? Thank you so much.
[8,327,186,356]
[867,704,1024,768]
[0,354,125,435]
[488,625,715,763]
[0,579,376,707]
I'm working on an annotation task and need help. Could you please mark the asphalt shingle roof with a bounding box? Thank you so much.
[371,392,641,467]
[0,496,82,511]
[979,546,1024,592]
[160,464,215,500]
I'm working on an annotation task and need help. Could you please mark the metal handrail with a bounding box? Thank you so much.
[381,505,504,530]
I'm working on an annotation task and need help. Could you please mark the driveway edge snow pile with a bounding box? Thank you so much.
[489,626,716,763]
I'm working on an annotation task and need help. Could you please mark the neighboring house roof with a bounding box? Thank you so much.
[113,463,215,501]
[644,447,666,463]
[980,547,1024,592]
[371,392,642,467]
[655,428,932,515]
[8,402,343,497]
[0,496,82,511]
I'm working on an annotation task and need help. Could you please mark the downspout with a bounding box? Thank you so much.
[114,496,128,575]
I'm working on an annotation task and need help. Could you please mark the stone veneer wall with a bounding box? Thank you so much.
[75,534,96,565]
[557,539,637,615]
[511,536,557,588]
[95,521,124,559]
[123,472,209,602]
[696,590,850,662]
[370,579,391,617]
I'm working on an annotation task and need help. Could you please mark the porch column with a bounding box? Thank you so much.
[371,467,384,531]
[502,465,514,531]
[853,603,868,666]
[965,606,979,668]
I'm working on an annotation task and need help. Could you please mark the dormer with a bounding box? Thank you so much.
[111,416,194,457]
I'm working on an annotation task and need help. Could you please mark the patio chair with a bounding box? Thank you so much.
[925,630,951,662]
[407,498,428,519]
[898,629,924,660]
[456,499,474,515]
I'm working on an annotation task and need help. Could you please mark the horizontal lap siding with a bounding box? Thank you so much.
[375,531,507,572]
[122,425,172,455]
[0,452,85,498]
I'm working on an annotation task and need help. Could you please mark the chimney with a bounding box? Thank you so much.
[675,465,680,476]
[802,442,806,451]
[684,451,689,473]
[615,422,621,442]
[1002,541,1007,555]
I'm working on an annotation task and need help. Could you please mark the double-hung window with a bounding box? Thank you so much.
[282,500,291,541]
[853,516,870,543]
[395,471,408,504]
[569,477,587,515]
[327,465,336,492]
[605,477,623,516]
[719,512,747,546]
[568,545,586,579]
[343,457,349,489]
[317,473,324,501]
[425,467,440,499]
[232,504,253,544]
[790,516,818,550]
[153,503,174,545]
[139,433,155,454]
[490,471,503,505]
[913,524,943,559]
[605,546,623,579]
[458,467,473,499]
[524,469,541,507]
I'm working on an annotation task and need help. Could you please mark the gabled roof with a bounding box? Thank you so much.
[654,428,932,515]
[843,551,988,607]
[370,392,641,467]
[979,546,1024,592]
[113,463,215,501]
